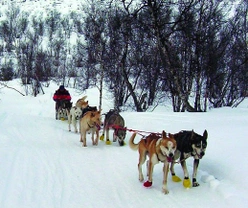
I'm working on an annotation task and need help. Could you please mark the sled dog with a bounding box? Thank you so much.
[56,100,72,120]
[80,109,102,147]
[170,130,208,188]
[67,106,83,133]
[76,96,88,109]
[82,105,97,116]
[101,109,126,146]
[129,131,177,194]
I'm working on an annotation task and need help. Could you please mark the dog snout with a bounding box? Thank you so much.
[169,153,174,158]
[200,152,205,157]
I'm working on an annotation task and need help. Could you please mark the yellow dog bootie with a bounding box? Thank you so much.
[172,175,182,182]
[100,134,104,141]
[183,178,191,188]
[105,140,111,145]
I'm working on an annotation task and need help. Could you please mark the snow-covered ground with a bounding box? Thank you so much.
[0,79,248,208]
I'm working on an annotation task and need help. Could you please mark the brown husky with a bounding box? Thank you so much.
[100,109,126,146]
[76,96,89,109]
[129,131,177,194]
[80,109,102,147]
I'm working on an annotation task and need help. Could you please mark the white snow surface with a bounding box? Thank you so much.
[0,79,248,208]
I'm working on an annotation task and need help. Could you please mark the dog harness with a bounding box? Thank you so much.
[156,152,165,162]
[87,122,94,129]
[156,151,172,163]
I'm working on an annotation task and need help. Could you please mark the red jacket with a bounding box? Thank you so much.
[53,89,71,101]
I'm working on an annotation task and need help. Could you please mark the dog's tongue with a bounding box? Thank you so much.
[167,157,173,162]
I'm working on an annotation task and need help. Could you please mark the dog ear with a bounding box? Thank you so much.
[190,130,195,140]
[162,130,166,138]
[203,130,208,140]
[81,95,87,101]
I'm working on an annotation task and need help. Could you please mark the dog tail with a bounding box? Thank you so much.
[129,132,139,151]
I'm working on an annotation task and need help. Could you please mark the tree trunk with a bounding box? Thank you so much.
[98,64,104,111]
[121,42,143,112]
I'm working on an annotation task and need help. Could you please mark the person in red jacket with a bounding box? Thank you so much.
[53,85,72,119]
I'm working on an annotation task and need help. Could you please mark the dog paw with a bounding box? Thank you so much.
[143,181,152,187]
[139,175,144,182]
[172,175,182,182]
[183,179,191,188]
[192,178,200,187]
[162,188,169,194]
[193,182,200,187]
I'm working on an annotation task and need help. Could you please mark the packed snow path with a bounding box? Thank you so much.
[0,81,248,208]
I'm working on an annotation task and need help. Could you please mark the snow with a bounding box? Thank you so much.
[1,0,82,14]
[0,79,248,208]
[0,0,247,207]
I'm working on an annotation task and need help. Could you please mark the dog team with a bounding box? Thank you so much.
[53,85,208,195]
[53,85,126,147]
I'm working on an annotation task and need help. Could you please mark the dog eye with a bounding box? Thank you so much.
[196,143,201,147]
[202,143,207,148]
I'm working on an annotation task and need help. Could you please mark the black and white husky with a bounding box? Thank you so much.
[67,106,83,133]
[56,100,72,120]
[170,130,208,188]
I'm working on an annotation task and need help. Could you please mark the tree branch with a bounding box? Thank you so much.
[0,82,25,96]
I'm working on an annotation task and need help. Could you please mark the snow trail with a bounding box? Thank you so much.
[0,81,248,207]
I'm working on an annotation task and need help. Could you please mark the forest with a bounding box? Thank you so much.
[0,0,247,112]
